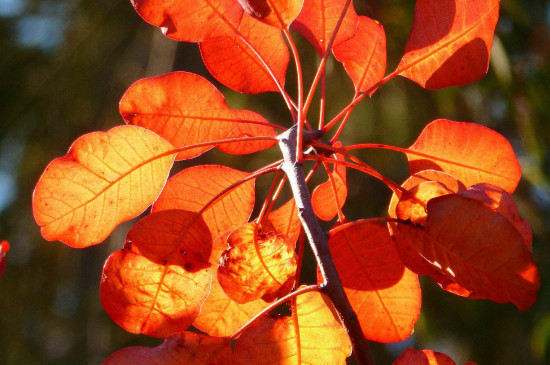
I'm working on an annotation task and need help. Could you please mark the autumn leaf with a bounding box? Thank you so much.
[291,0,358,55]
[120,72,240,160]
[152,164,255,241]
[396,0,499,89]
[193,236,271,337]
[237,0,303,28]
[406,119,522,193]
[32,125,175,248]
[200,13,289,94]
[218,222,297,303]
[0,241,9,278]
[100,210,212,337]
[263,198,302,243]
[103,332,232,364]
[328,221,421,343]
[131,0,243,42]
[333,16,386,93]
[216,109,278,154]
[232,290,352,364]
[392,349,456,365]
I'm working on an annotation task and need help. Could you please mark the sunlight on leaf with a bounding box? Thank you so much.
[238,0,303,28]
[32,125,175,248]
[392,349,456,365]
[264,198,302,243]
[0,240,9,278]
[396,0,499,89]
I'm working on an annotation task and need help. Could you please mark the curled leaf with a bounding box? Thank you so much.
[32,126,175,248]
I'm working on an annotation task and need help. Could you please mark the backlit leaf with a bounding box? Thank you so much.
[103,332,231,364]
[152,165,255,241]
[120,72,239,160]
[32,126,175,248]
[233,290,352,364]
[406,119,522,193]
[392,349,456,365]
[131,0,243,42]
[333,16,386,93]
[0,241,9,278]
[396,0,499,89]
[100,210,212,337]
[193,236,271,337]
[291,0,358,55]
[216,109,278,154]
[329,221,421,342]
[264,198,301,243]
[200,13,289,94]
[218,223,297,303]
[237,0,303,28]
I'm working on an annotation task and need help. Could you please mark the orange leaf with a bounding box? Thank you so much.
[333,16,386,93]
[152,165,255,241]
[103,332,231,364]
[311,143,347,221]
[291,0,358,55]
[119,72,239,160]
[216,109,278,154]
[329,221,421,343]
[264,198,302,243]
[392,349,456,365]
[200,13,289,94]
[218,223,297,303]
[406,119,522,193]
[396,0,499,89]
[396,194,540,310]
[100,210,212,337]
[193,236,271,337]
[238,0,303,28]
[233,290,352,364]
[32,125,175,248]
[0,240,9,278]
[131,0,243,42]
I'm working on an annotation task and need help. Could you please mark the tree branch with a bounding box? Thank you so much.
[278,126,373,365]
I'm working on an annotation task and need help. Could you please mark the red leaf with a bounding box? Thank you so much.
[216,109,278,154]
[218,223,297,303]
[119,72,239,160]
[264,198,302,243]
[237,0,303,28]
[393,349,456,365]
[333,16,386,93]
[103,332,231,364]
[131,0,243,42]
[396,0,499,89]
[152,165,255,241]
[200,13,289,94]
[329,221,421,343]
[100,210,212,337]
[406,119,522,193]
[0,241,9,278]
[291,0,358,55]
[32,126,175,248]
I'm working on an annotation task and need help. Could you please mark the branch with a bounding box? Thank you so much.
[277,126,373,365]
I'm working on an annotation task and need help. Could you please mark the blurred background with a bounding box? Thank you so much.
[0,0,549,364]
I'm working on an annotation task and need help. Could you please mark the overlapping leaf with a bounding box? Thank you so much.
[193,235,271,337]
[328,221,421,342]
[218,222,297,303]
[396,0,499,89]
[311,142,347,221]
[119,72,240,160]
[216,109,278,154]
[103,331,232,364]
[200,13,289,94]
[392,349,456,365]
[291,0,358,55]
[333,16,386,93]
[32,126,175,248]
[131,0,243,42]
[152,165,255,241]
[263,198,302,243]
[237,0,303,28]
[406,119,522,193]
[393,192,539,310]
[232,290,352,364]
[100,210,212,338]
